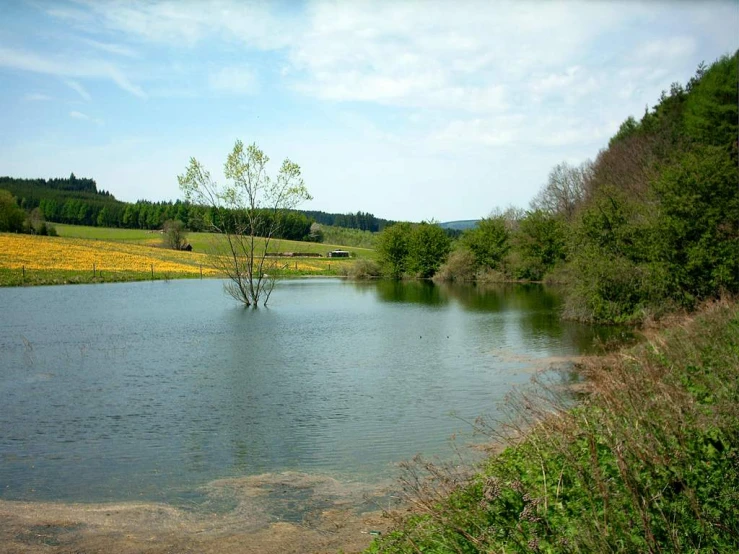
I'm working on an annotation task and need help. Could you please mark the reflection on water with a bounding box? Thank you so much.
[0,279,622,505]
[368,280,627,353]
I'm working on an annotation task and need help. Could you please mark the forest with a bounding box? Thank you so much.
[375,51,738,324]
[0,174,389,242]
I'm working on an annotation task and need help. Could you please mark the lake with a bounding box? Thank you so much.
[0,278,618,507]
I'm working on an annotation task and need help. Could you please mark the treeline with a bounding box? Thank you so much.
[302,209,393,232]
[0,175,395,241]
[376,51,738,323]
[0,173,105,195]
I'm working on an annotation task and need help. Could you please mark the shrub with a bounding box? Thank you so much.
[460,216,510,271]
[346,259,381,279]
[0,189,25,232]
[407,222,451,278]
[433,248,476,282]
[162,219,189,250]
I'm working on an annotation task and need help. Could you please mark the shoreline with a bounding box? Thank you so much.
[0,270,350,288]
[367,300,739,552]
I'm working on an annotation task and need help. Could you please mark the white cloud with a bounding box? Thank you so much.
[285,0,630,109]
[0,46,145,98]
[12,0,737,220]
[70,110,103,125]
[80,38,139,58]
[65,79,92,101]
[35,0,731,123]
[48,0,295,50]
[640,36,697,61]
[41,0,629,113]
[433,117,522,148]
[208,66,258,95]
[431,112,614,151]
[23,92,53,101]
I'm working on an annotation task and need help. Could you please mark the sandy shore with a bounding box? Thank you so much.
[0,471,399,554]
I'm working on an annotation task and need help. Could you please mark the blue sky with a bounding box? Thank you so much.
[0,1,736,222]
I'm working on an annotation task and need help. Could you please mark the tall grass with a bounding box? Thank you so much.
[370,300,739,553]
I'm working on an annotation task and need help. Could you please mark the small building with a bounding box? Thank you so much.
[327,250,350,258]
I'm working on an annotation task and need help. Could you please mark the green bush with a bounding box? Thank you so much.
[0,189,25,232]
[653,145,739,306]
[460,217,510,271]
[407,222,451,278]
[377,222,451,279]
[510,210,567,280]
[434,248,477,282]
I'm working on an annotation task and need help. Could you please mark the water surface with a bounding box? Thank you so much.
[0,279,616,505]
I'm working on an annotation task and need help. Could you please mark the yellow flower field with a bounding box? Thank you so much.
[0,233,218,275]
[0,233,342,281]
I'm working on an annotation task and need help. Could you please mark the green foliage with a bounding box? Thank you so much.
[302,209,392,232]
[654,145,739,305]
[0,189,25,232]
[321,225,377,249]
[377,222,451,279]
[377,222,412,278]
[564,186,672,322]
[461,217,509,270]
[683,52,739,151]
[511,210,567,280]
[407,222,451,278]
[608,115,641,147]
[561,52,739,322]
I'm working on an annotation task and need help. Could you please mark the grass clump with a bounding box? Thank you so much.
[344,259,382,280]
[369,300,739,553]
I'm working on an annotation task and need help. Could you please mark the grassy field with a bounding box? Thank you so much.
[0,227,370,286]
[55,224,378,259]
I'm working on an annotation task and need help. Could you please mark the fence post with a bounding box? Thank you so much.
[93,262,96,278]
[22,265,25,285]
[151,264,154,280]
[200,265,203,279]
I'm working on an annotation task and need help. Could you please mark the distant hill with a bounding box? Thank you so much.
[438,220,479,231]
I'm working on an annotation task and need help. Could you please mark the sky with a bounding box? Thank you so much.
[0,1,736,222]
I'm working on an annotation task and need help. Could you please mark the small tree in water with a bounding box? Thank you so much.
[178,140,312,306]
